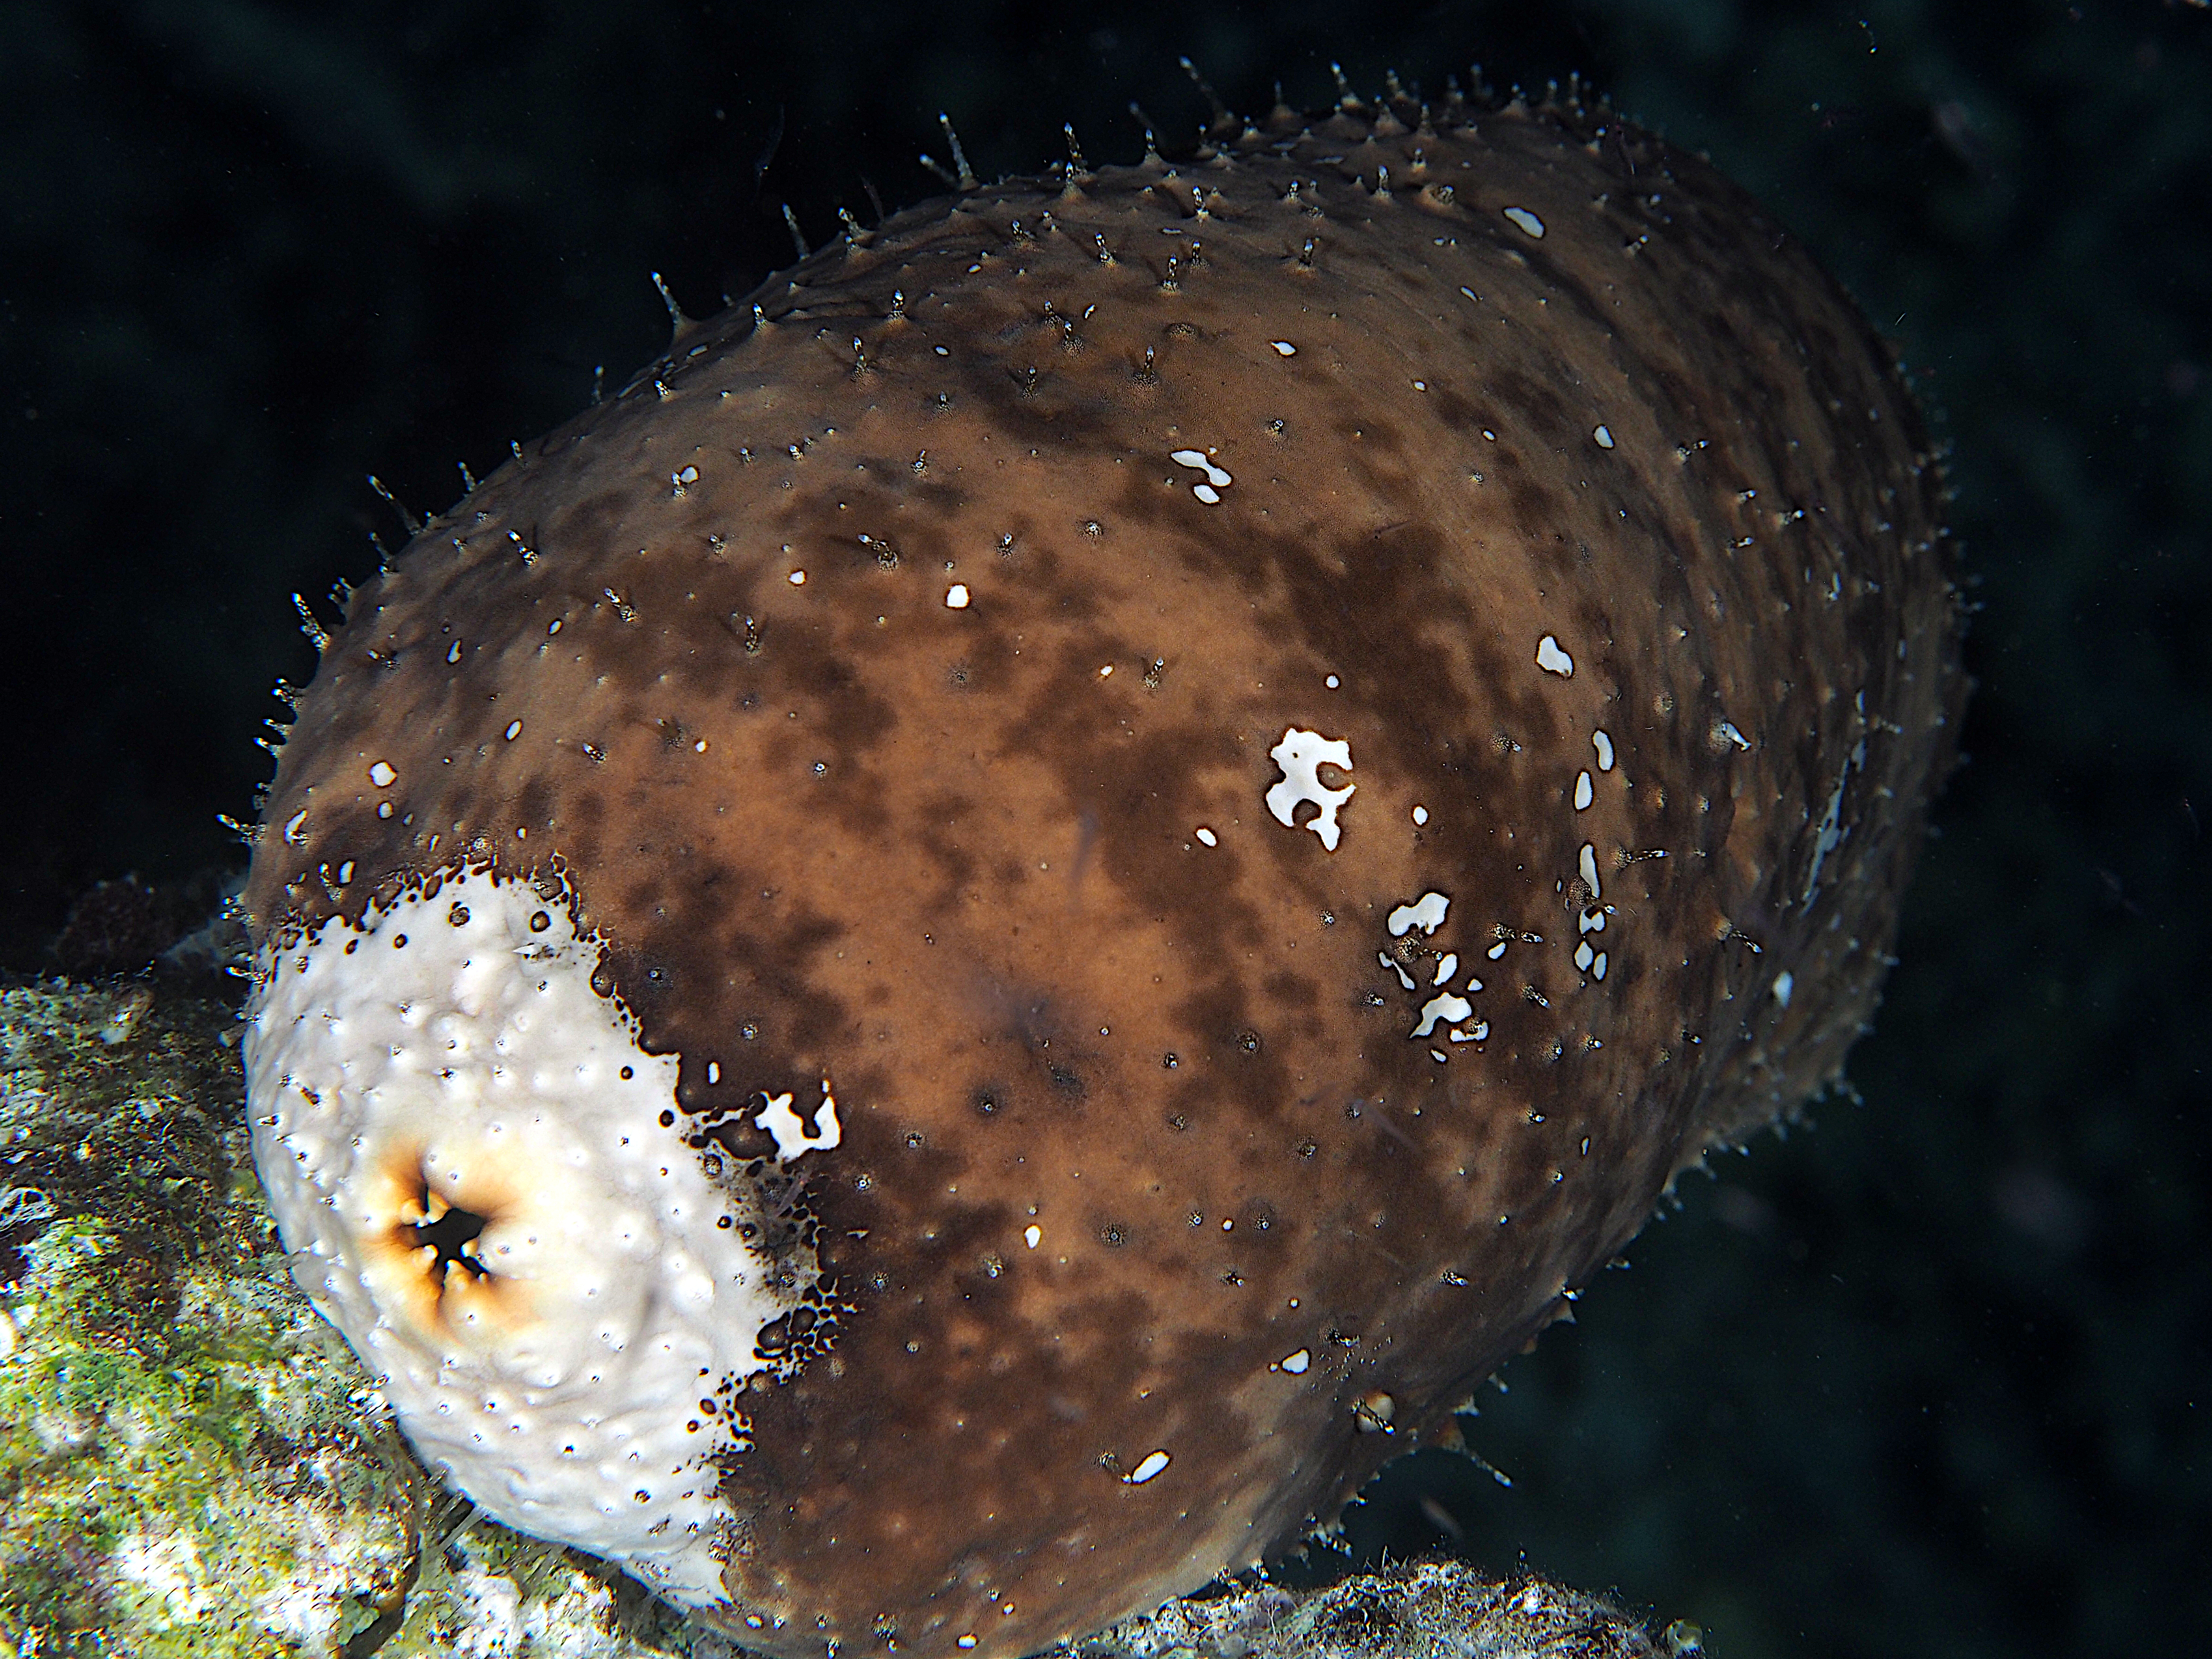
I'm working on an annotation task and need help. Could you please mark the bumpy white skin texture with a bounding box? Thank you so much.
[246,866,803,1607]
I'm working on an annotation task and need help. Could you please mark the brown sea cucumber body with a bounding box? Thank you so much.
[245,89,1960,1659]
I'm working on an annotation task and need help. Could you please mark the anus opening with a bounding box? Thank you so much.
[409,1194,491,1281]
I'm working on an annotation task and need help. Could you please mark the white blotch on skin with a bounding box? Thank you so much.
[1593,424,1615,449]
[788,569,807,586]
[1717,720,1753,751]
[1503,206,1547,237]
[1169,449,1233,504]
[1413,992,1473,1039]
[1593,729,1616,772]
[1024,1225,1042,1249]
[504,721,523,741]
[1574,771,1594,811]
[1412,805,1429,825]
[1773,971,1795,1008]
[368,761,396,788]
[1125,1450,1172,1485]
[1272,341,1298,356]
[1579,843,1603,902]
[755,1080,843,1162]
[1194,827,1218,847]
[1265,728,1355,852]
[1325,674,1341,689]
[1387,892,1451,938]
[1280,1348,1311,1374]
[1536,636,1575,677]
[1378,953,1417,993]
[945,583,971,609]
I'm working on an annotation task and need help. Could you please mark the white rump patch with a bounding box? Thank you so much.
[245,866,823,1610]
[1265,728,1355,851]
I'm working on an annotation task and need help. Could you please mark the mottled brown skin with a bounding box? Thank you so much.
[248,90,1960,1659]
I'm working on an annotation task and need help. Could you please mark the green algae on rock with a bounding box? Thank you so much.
[0,979,711,1658]
[241,81,1961,1659]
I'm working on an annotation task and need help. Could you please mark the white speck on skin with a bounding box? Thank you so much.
[707,1061,720,1084]
[283,809,308,845]
[1503,206,1547,237]
[788,569,806,586]
[1387,892,1451,938]
[1433,953,1459,984]
[1718,720,1753,751]
[1378,953,1417,993]
[755,1080,842,1161]
[1325,674,1341,689]
[1486,940,1508,961]
[1193,483,1222,504]
[1412,992,1473,1038]
[1536,635,1575,677]
[1575,940,1595,972]
[1024,1225,1042,1249]
[1773,971,1795,1008]
[368,761,396,788]
[1593,952,1608,981]
[1125,1450,1171,1485]
[1265,728,1355,851]
[1272,341,1297,356]
[1593,424,1615,449]
[1579,906,1607,935]
[1194,827,1218,847]
[1593,729,1616,771]
[1099,664,1113,677]
[1280,1348,1311,1374]
[1579,843,1603,902]
[1412,805,1429,825]
[945,583,971,609]
[1574,771,1594,811]
[504,721,523,741]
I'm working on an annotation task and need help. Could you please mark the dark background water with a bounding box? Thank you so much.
[3,1,2206,1655]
